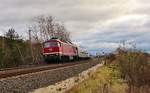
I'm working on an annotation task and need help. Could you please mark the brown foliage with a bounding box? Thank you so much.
[116,49,150,93]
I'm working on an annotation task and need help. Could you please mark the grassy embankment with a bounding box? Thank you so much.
[67,49,150,93]
[67,64,126,93]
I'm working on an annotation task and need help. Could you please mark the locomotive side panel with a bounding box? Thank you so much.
[61,42,78,61]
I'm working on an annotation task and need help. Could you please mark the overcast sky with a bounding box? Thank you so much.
[0,0,150,54]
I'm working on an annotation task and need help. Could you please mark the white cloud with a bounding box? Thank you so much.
[0,31,3,36]
[101,14,148,27]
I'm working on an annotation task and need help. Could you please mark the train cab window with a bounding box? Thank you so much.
[44,42,50,48]
[44,42,59,47]
[58,42,61,47]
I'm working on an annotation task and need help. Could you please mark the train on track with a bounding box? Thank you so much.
[42,38,90,63]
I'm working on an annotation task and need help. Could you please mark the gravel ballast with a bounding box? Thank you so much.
[31,63,103,93]
[0,60,99,93]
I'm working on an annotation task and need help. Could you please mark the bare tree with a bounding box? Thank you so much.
[30,15,71,42]
[54,23,71,42]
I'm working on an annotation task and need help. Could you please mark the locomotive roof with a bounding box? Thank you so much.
[44,39,77,47]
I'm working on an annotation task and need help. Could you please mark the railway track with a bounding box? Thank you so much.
[0,60,92,79]
[0,64,44,71]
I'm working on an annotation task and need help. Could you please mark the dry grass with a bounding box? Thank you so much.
[67,65,127,93]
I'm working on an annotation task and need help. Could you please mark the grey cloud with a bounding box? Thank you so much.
[0,0,150,53]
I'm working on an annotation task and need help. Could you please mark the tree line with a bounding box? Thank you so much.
[0,15,71,68]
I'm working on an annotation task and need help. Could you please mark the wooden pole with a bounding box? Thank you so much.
[29,29,34,63]
[1,36,5,67]
[16,45,25,63]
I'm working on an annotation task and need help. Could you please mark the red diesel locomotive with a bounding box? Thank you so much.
[43,38,78,63]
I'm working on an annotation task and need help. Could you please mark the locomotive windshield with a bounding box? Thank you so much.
[44,42,59,47]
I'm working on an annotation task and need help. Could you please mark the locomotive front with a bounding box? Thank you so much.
[43,39,62,62]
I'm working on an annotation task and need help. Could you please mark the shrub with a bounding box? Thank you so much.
[116,50,150,93]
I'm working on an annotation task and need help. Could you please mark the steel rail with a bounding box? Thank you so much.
[0,60,91,79]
